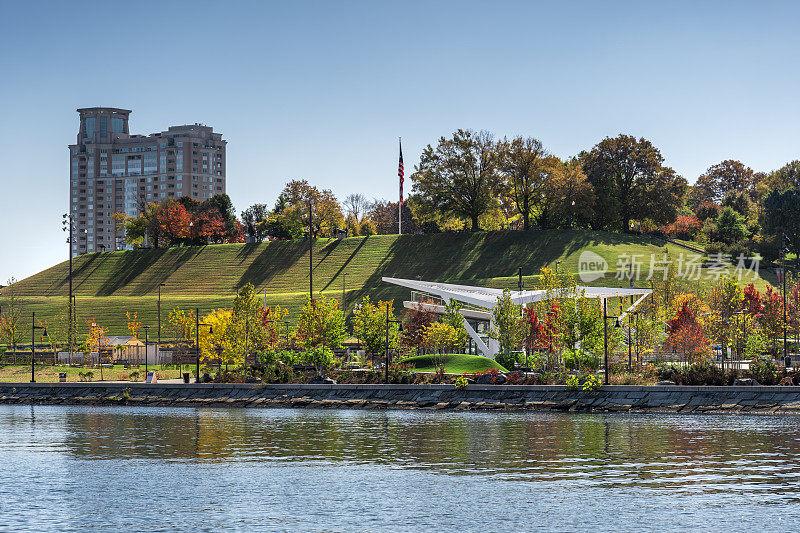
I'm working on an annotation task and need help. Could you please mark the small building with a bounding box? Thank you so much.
[105,336,144,349]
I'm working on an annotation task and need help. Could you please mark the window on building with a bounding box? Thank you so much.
[84,117,95,138]
[112,117,124,133]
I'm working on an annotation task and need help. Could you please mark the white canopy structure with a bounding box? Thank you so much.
[382,277,652,359]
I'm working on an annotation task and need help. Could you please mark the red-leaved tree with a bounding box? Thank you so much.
[666,300,709,361]
[156,201,192,245]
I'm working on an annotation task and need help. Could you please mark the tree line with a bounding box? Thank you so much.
[117,129,799,266]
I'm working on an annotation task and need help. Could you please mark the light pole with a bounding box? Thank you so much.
[143,325,150,376]
[602,299,622,385]
[384,304,403,384]
[31,312,48,383]
[157,283,165,365]
[308,199,314,302]
[782,232,788,363]
[195,308,213,383]
[62,213,75,365]
[91,321,104,381]
[570,200,575,229]
[518,267,524,292]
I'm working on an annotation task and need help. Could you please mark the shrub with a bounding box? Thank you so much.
[566,373,601,391]
[563,349,600,371]
[656,361,733,386]
[495,351,522,371]
[454,376,469,390]
[663,216,702,240]
[748,359,778,385]
[300,347,334,371]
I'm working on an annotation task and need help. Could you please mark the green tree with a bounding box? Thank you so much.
[489,289,525,354]
[582,134,686,231]
[495,136,550,231]
[766,160,800,190]
[714,206,747,244]
[351,296,397,354]
[296,295,345,350]
[411,129,500,231]
[241,203,269,242]
[278,179,344,237]
[764,188,800,256]
[227,283,266,364]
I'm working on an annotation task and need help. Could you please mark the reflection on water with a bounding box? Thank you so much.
[1,406,800,532]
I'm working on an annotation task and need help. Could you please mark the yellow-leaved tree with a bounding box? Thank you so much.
[199,308,233,367]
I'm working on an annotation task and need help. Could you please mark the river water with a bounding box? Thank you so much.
[1,406,799,532]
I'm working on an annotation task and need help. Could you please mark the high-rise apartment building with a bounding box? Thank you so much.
[69,107,226,254]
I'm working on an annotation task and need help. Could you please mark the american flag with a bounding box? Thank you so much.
[398,139,404,205]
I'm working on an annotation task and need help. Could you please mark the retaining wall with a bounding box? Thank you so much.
[2,383,800,413]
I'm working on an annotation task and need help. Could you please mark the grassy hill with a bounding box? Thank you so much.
[1,230,776,338]
[400,353,507,373]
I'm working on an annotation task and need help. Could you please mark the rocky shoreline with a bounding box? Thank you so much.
[2,383,800,413]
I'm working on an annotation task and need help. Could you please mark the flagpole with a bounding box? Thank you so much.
[398,137,403,235]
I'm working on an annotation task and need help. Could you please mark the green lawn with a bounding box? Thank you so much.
[400,353,508,374]
[1,229,777,337]
[0,364,184,383]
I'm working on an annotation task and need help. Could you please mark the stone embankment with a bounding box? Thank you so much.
[2,383,800,413]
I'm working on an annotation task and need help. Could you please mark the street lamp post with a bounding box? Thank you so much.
[602,299,622,385]
[143,325,150,376]
[308,200,314,302]
[195,308,213,383]
[782,232,788,362]
[384,304,403,384]
[570,200,575,229]
[62,214,75,365]
[31,312,48,383]
[157,283,165,366]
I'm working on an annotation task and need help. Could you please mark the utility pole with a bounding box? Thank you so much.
[308,200,314,302]
[157,283,165,365]
[783,232,788,361]
[62,213,74,365]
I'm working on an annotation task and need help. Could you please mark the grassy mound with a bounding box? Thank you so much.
[1,229,774,336]
[400,353,507,374]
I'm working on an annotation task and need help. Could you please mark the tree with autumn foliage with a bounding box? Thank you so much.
[758,285,784,356]
[82,318,110,362]
[155,199,192,245]
[401,301,437,352]
[126,311,142,338]
[351,296,398,354]
[261,304,290,350]
[742,283,762,317]
[666,300,710,361]
[295,295,345,351]
[271,179,344,238]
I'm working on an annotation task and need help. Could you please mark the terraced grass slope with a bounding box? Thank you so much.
[2,230,774,337]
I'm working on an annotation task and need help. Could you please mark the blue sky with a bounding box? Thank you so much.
[1,0,799,281]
